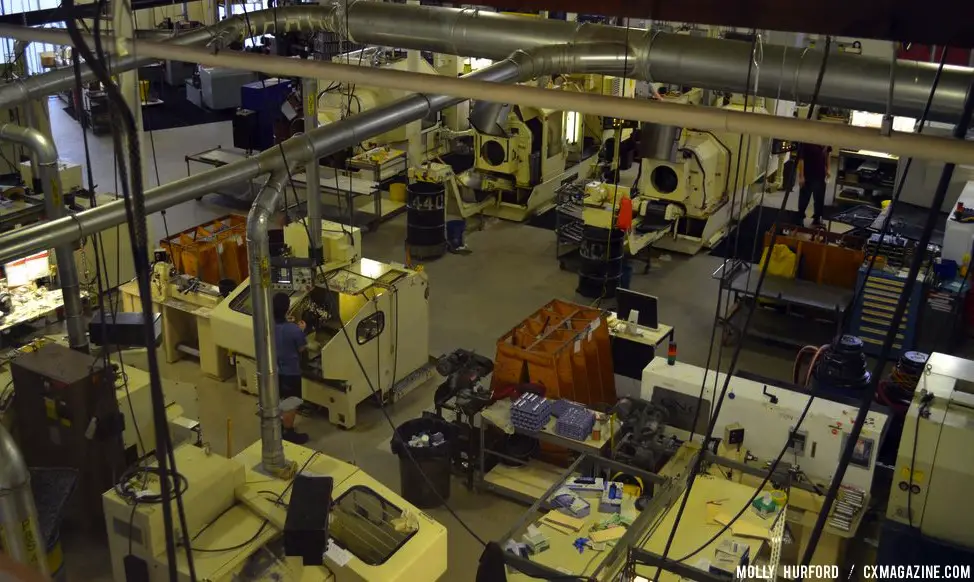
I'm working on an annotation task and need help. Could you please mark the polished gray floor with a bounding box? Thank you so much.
[46,98,800,581]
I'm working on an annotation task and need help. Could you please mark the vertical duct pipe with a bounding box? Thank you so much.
[250,43,631,471]
[0,124,87,351]
[0,424,49,576]
[303,77,322,258]
[639,122,681,162]
[248,171,290,472]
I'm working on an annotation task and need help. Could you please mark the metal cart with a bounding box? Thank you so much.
[184,146,264,203]
[715,260,852,349]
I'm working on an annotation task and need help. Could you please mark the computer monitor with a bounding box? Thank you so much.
[616,287,658,329]
[5,251,50,288]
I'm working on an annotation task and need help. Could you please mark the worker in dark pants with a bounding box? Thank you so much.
[273,292,310,444]
[796,142,832,227]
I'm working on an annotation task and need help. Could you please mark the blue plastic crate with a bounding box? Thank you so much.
[555,405,595,441]
[511,392,552,432]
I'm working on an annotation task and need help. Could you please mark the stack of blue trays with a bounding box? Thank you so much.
[550,398,582,418]
[555,405,595,441]
[510,392,552,432]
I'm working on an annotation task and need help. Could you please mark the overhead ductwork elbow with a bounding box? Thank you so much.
[470,42,633,137]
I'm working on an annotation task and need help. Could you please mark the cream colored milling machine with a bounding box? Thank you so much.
[209,221,431,429]
[454,75,634,222]
[102,437,448,582]
[634,94,776,254]
[886,352,974,548]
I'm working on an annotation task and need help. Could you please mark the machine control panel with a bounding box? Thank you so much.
[271,266,316,292]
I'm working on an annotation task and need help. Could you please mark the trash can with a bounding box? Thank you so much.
[390,417,454,509]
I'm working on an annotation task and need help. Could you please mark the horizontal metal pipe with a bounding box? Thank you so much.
[111,40,974,166]
[0,3,969,121]
[0,40,972,266]
[341,1,974,123]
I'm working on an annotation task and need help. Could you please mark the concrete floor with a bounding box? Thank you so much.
[44,97,802,581]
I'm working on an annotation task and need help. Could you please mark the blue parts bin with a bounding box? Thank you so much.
[555,405,595,441]
[511,392,552,432]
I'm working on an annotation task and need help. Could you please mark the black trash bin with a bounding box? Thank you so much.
[391,417,454,509]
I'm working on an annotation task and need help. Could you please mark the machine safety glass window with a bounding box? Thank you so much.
[356,312,385,344]
[330,486,416,565]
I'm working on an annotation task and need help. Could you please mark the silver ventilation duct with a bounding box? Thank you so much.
[339,2,972,124]
[0,124,86,351]
[3,3,969,122]
[0,423,49,576]
[640,122,682,163]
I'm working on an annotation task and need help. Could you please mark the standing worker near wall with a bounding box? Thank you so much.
[797,141,833,227]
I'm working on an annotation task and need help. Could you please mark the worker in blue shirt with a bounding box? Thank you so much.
[273,292,310,444]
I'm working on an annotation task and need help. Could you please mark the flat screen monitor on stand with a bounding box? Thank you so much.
[616,287,658,329]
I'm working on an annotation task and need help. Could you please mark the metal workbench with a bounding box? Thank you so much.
[289,165,407,231]
[716,261,853,348]
[184,146,265,202]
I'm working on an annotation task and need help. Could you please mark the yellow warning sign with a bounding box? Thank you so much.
[51,179,61,208]
[900,466,925,484]
[306,90,316,117]
[260,256,271,287]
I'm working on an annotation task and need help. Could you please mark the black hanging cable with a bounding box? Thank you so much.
[71,45,148,460]
[797,73,974,578]
[688,31,759,443]
[64,2,194,580]
[651,36,834,582]
[838,49,948,335]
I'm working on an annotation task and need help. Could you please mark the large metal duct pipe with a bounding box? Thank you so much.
[0,5,336,111]
[249,43,627,471]
[340,1,972,124]
[0,124,87,352]
[247,170,289,472]
[0,423,49,576]
[3,3,971,122]
[2,42,974,268]
[469,44,634,136]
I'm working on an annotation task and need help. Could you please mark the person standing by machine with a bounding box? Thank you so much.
[273,292,310,444]
[796,141,832,227]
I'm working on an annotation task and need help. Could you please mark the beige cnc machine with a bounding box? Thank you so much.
[102,441,448,581]
[209,221,430,428]
[886,353,974,548]
[633,95,775,254]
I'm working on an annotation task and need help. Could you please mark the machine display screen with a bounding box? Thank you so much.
[843,434,875,469]
[329,486,417,565]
